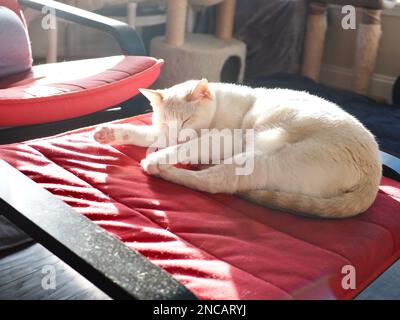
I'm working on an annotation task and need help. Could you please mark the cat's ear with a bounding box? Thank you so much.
[139,88,163,105]
[187,79,211,102]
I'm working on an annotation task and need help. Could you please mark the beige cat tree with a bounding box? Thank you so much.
[302,0,396,95]
[151,0,246,88]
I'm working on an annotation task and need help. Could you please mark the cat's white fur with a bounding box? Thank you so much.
[94,79,382,218]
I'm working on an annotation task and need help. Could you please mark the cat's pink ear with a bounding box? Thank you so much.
[139,88,163,105]
[187,79,211,102]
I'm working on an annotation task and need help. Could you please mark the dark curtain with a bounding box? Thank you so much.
[195,0,309,79]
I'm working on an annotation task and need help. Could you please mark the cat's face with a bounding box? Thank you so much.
[139,79,216,142]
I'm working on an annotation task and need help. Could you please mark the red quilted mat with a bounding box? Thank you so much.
[1,113,399,299]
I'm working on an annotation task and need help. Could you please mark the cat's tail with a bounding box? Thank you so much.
[241,181,379,218]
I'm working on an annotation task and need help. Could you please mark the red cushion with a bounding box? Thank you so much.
[0,56,163,126]
[1,113,399,300]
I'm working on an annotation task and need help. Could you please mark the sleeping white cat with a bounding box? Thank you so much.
[94,79,382,218]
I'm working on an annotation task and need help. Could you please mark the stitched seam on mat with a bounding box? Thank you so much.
[141,176,356,265]
[211,195,397,261]
[352,217,397,255]
[25,144,293,299]
[214,197,356,263]
[356,191,400,249]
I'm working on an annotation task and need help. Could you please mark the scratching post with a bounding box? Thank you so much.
[352,9,382,94]
[216,0,236,40]
[46,20,58,63]
[127,2,138,27]
[150,0,246,88]
[301,2,327,81]
[151,34,246,87]
[165,0,188,46]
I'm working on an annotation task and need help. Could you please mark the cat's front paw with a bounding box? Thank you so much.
[93,126,116,144]
[140,157,170,176]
